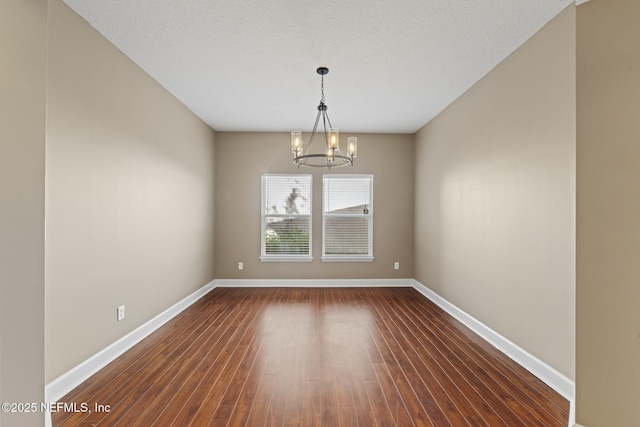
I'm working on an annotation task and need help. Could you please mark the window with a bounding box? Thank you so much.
[261,174,312,261]
[323,174,373,261]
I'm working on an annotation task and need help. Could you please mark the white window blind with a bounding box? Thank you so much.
[323,175,373,261]
[261,174,312,261]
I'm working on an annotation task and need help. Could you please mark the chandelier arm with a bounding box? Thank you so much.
[293,154,352,167]
[325,111,334,133]
[306,108,323,155]
[321,110,329,151]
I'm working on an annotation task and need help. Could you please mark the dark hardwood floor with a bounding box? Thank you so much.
[53,287,569,426]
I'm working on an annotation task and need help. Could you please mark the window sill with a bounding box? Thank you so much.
[321,255,374,262]
[260,255,313,262]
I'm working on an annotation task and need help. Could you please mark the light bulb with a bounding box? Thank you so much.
[347,136,357,157]
[291,131,302,154]
[329,128,339,149]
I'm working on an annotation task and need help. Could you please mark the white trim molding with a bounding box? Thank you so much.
[43,278,576,427]
[215,278,414,288]
[259,255,313,262]
[412,280,576,427]
[45,280,216,407]
[321,255,375,262]
[44,278,409,403]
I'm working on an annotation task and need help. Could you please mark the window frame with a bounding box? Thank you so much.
[322,174,374,262]
[260,174,313,262]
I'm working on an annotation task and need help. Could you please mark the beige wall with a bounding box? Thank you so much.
[215,132,414,279]
[576,0,640,425]
[45,0,216,382]
[414,5,576,379]
[0,0,47,426]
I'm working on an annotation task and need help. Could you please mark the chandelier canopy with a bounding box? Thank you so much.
[291,67,357,169]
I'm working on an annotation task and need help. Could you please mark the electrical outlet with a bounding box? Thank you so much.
[238,262,244,270]
[394,262,400,270]
[117,305,125,321]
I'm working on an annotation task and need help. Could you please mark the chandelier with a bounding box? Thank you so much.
[291,67,357,169]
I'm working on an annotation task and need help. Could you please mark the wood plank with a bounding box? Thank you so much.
[396,288,565,426]
[400,288,568,426]
[52,287,569,427]
[52,293,225,426]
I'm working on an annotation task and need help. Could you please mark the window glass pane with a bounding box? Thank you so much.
[264,216,310,255]
[324,216,369,255]
[323,177,370,214]
[264,175,311,215]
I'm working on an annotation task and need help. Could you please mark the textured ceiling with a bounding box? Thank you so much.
[63,0,574,133]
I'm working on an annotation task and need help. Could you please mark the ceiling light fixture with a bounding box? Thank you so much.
[291,67,357,169]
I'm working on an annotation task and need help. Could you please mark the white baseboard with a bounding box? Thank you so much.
[44,278,406,404]
[43,278,575,427]
[215,278,414,288]
[44,280,216,405]
[412,280,576,427]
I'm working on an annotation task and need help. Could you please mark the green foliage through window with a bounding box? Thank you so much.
[265,227,309,254]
